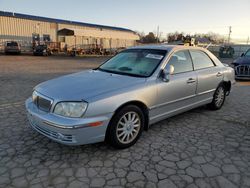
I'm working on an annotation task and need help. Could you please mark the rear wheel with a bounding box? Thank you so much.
[106,105,144,149]
[208,84,226,110]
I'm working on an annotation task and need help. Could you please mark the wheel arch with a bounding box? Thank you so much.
[220,80,231,95]
[109,100,150,132]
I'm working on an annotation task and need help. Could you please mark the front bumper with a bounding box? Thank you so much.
[234,65,250,80]
[25,98,113,145]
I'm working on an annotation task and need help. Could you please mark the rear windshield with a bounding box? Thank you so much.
[7,42,18,47]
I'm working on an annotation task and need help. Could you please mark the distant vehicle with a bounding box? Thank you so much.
[4,41,21,54]
[219,46,235,58]
[26,45,235,149]
[232,49,250,80]
[33,45,52,56]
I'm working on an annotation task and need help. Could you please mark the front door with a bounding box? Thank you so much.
[151,50,197,122]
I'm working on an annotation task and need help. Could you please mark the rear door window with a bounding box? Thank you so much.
[190,50,215,70]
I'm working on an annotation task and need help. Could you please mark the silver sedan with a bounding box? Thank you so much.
[25,45,235,148]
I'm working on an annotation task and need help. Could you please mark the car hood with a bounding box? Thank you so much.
[233,57,250,64]
[35,70,146,101]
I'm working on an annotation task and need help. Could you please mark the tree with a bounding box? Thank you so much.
[166,31,224,44]
[135,31,145,41]
[167,31,184,43]
[141,32,157,43]
[193,32,224,44]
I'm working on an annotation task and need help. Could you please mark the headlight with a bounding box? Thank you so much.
[54,102,88,118]
[43,49,46,53]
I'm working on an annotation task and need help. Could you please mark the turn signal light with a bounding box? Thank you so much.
[88,121,103,127]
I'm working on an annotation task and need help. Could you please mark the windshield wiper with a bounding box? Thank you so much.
[97,67,145,78]
[96,67,116,74]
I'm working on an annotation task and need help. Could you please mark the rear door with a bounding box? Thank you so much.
[189,50,223,100]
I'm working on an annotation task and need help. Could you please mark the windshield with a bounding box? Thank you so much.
[245,50,250,57]
[99,49,167,77]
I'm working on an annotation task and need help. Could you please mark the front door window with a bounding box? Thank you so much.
[166,50,193,74]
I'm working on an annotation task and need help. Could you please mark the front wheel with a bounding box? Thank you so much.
[208,85,226,110]
[106,105,144,149]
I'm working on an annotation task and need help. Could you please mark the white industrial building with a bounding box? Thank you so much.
[0,11,139,52]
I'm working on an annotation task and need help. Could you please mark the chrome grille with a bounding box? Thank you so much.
[236,65,250,76]
[33,91,53,112]
[37,96,51,112]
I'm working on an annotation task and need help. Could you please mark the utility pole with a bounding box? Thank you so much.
[247,36,249,45]
[227,26,232,44]
[157,26,159,43]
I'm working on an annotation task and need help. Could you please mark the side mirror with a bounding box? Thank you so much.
[167,65,175,75]
[160,65,174,82]
[241,53,245,57]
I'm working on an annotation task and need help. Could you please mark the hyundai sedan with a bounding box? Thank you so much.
[26,45,235,148]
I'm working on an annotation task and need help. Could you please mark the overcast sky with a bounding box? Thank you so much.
[1,0,250,42]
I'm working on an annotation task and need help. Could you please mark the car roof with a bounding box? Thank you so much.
[128,44,205,51]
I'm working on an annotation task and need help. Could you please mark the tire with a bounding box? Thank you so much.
[106,105,144,149]
[208,84,226,110]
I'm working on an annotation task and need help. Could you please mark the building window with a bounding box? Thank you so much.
[58,36,65,42]
[32,33,40,42]
[43,34,51,42]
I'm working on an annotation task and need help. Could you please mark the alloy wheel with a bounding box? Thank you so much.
[116,111,141,144]
[215,87,225,107]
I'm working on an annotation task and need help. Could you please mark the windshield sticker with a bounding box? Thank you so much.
[146,54,163,60]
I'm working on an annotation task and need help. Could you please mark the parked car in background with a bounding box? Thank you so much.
[26,45,235,149]
[4,41,21,54]
[232,49,250,80]
[33,44,52,56]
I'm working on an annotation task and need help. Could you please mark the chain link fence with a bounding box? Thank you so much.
[208,44,250,58]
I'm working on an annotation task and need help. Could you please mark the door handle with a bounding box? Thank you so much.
[187,78,196,84]
[216,72,223,77]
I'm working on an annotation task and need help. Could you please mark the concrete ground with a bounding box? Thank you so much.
[0,55,249,188]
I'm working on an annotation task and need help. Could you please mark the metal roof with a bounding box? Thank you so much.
[57,28,139,40]
[0,11,135,33]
